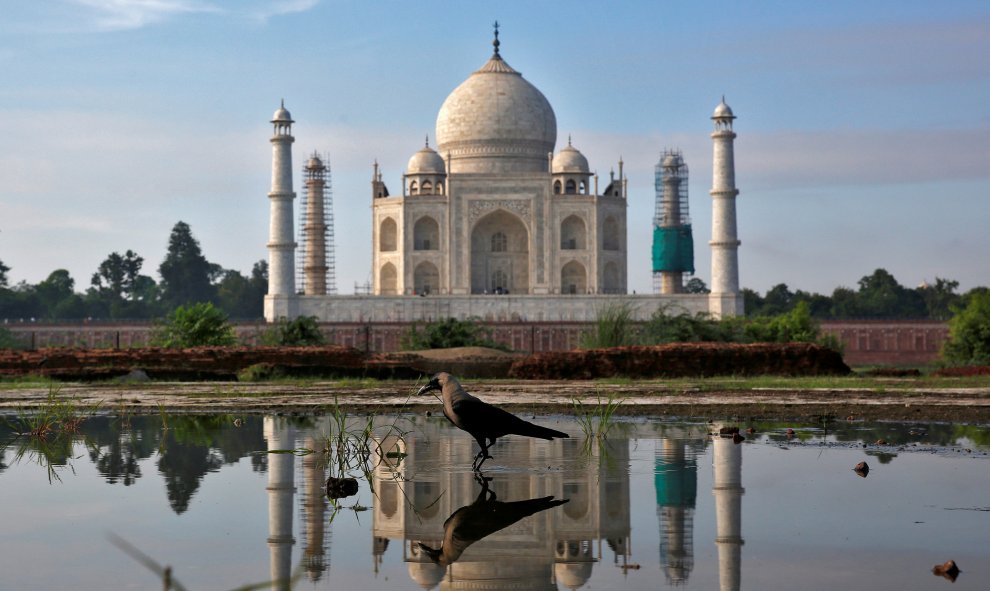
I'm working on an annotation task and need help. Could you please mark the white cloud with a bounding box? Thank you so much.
[70,0,219,31]
[246,0,319,23]
[66,0,319,31]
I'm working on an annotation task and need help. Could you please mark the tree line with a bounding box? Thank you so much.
[0,221,267,321]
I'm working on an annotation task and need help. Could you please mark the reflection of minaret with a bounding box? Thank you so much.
[712,433,744,591]
[655,437,698,585]
[300,435,328,581]
[265,416,296,591]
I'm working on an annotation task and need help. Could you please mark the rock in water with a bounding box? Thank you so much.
[932,559,960,582]
[325,477,359,499]
[853,461,870,477]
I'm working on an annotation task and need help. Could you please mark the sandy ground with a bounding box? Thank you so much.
[2,379,989,423]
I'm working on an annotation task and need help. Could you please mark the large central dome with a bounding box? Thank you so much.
[436,47,557,174]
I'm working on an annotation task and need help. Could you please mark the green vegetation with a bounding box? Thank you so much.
[150,302,237,348]
[582,301,842,350]
[942,288,990,366]
[572,391,625,439]
[261,315,326,346]
[580,302,636,348]
[0,225,266,322]
[401,317,506,350]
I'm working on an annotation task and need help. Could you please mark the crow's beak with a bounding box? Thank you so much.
[416,381,439,396]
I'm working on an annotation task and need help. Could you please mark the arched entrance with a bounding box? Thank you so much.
[414,261,439,295]
[470,210,529,294]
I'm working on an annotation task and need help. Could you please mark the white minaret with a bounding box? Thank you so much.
[265,416,297,591]
[711,432,744,591]
[265,100,297,321]
[709,97,743,317]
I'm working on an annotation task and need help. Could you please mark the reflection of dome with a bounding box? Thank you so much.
[407,145,446,175]
[555,562,593,590]
[712,97,734,119]
[552,142,589,174]
[408,562,445,590]
[436,48,556,173]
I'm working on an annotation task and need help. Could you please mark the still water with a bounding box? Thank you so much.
[0,413,987,590]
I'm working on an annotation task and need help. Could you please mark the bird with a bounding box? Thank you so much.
[416,372,569,469]
[418,474,568,566]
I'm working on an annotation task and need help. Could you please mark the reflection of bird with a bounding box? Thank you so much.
[416,372,569,469]
[418,475,569,567]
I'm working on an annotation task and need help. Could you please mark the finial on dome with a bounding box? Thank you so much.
[425,135,430,148]
[492,20,501,56]
[568,134,572,147]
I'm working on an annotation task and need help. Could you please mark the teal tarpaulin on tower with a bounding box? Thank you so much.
[652,225,695,274]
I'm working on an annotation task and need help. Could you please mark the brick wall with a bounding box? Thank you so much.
[4,319,950,366]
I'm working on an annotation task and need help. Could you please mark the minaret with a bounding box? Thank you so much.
[709,97,743,317]
[265,416,297,591]
[266,100,297,321]
[711,430,744,591]
[302,153,328,296]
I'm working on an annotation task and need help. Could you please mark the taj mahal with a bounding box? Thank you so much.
[264,28,742,323]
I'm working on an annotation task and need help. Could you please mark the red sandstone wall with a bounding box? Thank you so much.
[3,319,949,366]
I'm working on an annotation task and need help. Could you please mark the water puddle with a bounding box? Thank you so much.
[0,413,987,590]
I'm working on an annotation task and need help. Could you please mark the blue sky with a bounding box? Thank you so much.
[1,0,988,297]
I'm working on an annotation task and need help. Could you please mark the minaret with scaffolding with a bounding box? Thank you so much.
[298,152,337,295]
[652,150,694,294]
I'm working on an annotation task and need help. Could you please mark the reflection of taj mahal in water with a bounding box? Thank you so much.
[262,416,746,591]
[264,27,743,323]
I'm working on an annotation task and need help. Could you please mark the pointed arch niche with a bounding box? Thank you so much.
[470,210,529,294]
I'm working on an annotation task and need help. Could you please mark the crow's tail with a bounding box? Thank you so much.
[514,421,569,440]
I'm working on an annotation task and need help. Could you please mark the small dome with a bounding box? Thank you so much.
[552,142,589,174]
[406,145,446,175]
[555,562,594,590]
[661,152,682,168]
[306,154,324,169]
[272,100,293,123]
[712,97,734,119]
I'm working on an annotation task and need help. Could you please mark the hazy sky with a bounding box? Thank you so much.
[1,0,988,297]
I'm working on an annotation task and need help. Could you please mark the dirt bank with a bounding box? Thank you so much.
[2,379,988,424]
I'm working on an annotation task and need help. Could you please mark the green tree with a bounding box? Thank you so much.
[158,221,216,309]
[942,289,990,366]
[0,259,9,288]
[151,302,237,348]
[35,269,86,320]
[855,268,926,318]
[684,277,710,294]
[217,265,266,319]
[261,316,325,346]
[918,277,960,320]
[402,317,504,350]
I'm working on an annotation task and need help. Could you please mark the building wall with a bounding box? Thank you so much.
[4,317,946,366]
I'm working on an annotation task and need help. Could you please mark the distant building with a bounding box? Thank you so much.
[265,28,742,322]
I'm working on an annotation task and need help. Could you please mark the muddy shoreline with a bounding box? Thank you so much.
[2,380,989,424]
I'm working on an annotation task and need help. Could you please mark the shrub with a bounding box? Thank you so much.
[150,302,237,348]
[401,317,506,351]
[942,290,990,366]
[261,315,325,346]
[0,326,26,350]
